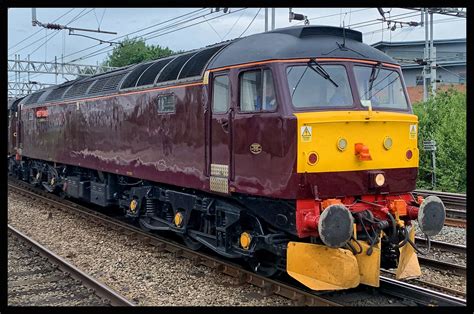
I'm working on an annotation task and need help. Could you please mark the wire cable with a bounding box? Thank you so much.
[239,8,261,38]
[222,8,247,40]
[13,8,209,82]
[70,8,247,63]
[8,8,75,52]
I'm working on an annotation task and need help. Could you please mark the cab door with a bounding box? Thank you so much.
[208,72,232,194]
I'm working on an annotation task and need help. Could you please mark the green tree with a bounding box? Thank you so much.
[104,38,174,67]
[413,89,466,192]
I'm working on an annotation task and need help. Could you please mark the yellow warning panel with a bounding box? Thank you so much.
[287,242,360,291]
[352,239,381,287]
[301,126,312,142]
[396,227,421,280]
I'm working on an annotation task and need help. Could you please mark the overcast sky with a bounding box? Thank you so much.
[8,7,466,85]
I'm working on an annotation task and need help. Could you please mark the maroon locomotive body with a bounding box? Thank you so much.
[8,26,446,290]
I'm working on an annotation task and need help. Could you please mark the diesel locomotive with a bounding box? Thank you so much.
[8,25,446,291]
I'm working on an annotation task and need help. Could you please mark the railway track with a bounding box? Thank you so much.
[414,189,466,209]
[415,238,466,255]
[8,179,466,307]
[8,225,135,306]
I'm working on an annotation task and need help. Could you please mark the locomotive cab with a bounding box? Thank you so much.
[280,59,446,290]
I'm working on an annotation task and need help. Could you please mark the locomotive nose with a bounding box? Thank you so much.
[418,196,446,236]
[318,204,354,248]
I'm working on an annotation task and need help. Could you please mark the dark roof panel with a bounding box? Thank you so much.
[178,44,226,79]
[156,53,196,83]
[136,58,173,87]
[120,62,154,89]
[207,26,396,69]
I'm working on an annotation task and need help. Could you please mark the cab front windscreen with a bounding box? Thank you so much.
[286,62,409,111]
[287,64,353,109]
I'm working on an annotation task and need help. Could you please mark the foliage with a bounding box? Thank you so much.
[412,89,466,192]
[104,38,174,67]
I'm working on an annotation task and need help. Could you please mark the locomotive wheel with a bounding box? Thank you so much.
[181,234,202,251]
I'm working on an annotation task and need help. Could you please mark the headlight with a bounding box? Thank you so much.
[337,138,347,151]
[375,173,385,186]
[383,136,393,150]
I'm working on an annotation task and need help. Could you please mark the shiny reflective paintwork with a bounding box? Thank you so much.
[18,59,416,200]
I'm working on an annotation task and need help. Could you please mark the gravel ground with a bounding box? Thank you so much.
[412,221,466,246]
[417,266,465,294]
[8,192,294,306]
[421,248,466,267]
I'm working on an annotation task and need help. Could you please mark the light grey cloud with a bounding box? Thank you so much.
[8,7,466,85]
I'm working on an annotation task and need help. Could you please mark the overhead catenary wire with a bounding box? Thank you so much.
[294,8,370,25]
[13,8,210,82]
[362,16,464,38]
[70,8,247,64]
[239,8,261,37]
[27,9,92,56]
[60,8,209,63]
[222,8,247,40]
[20,8,243,83]
[202,15,223,41]
[8,8,75,53]
[8,8,75,57]
[11,9,94,82]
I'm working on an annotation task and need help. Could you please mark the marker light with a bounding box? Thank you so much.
[308,152,318,165]
[337,138,348,151]
[406,149,413,160]
[375,173,385,186]
[383,136,393,150]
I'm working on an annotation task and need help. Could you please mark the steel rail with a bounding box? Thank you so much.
[413,190,466,209]
[379,271,466,300]
[444,217,466,228]
[379,277,466,306]
[8,179,466,307]
[418,256,466,277]
[8,224,136,306]
[415,237,466,254]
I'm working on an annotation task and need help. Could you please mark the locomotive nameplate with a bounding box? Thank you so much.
[210,164,229,177]
[210,176,229,194]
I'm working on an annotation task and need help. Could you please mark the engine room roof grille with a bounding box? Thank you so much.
[24,91,45,105]
[136,58,173,87]
[88,77,109,95]
[45,86,71,102]
[120,63,154,89]
[101,73,127,93]
[64,81,94,99]
[156,52,196,83]
[178,45,225,79]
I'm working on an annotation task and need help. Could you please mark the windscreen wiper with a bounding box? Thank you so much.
[368,62,383,98]
[308,58,339,88]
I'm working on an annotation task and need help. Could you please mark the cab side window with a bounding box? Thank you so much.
[240,69,277,112]
[212,75,229,113]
